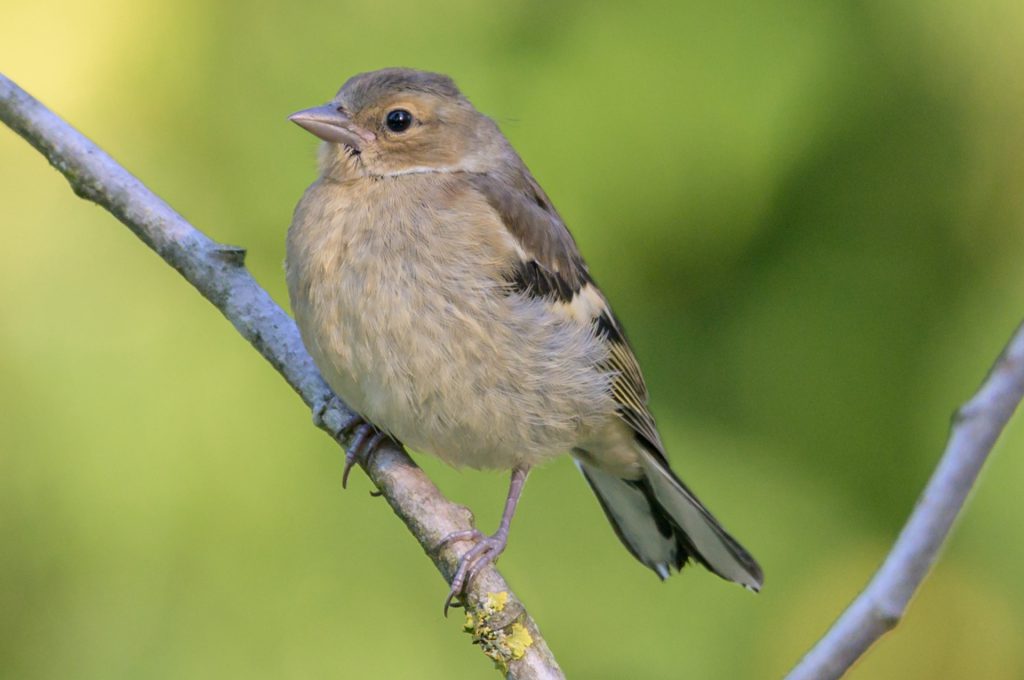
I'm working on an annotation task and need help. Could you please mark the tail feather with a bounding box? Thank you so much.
[576,448,763,591]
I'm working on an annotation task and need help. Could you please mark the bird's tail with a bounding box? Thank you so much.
[575,446,763,591]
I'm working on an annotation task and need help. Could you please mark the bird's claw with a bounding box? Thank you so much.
[441,531,509,617]
[313,397,396,489]
[341,421,389,489]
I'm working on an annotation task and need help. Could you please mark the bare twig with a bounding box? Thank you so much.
[0,73,563,680]
[786,321,1024,680]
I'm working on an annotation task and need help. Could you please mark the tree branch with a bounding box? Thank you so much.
[786,321,1024,680]
[0,73,563,680]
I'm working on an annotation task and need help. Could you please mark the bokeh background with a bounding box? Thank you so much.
[3,1,1024,678]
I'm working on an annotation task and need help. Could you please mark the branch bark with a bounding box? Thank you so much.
[786,321,1024,680]
[0,73,564,680]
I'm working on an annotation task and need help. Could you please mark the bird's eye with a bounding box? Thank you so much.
[385,109,414,133]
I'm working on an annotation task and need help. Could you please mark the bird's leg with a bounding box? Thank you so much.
[442,467,530,616]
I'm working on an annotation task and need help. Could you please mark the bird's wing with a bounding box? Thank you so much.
[465,171,666,458]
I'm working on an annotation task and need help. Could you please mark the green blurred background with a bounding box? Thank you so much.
[3,0,1023,678]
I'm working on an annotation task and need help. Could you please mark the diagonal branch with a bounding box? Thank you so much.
[786,321,1024,680]
[0,73,563,680]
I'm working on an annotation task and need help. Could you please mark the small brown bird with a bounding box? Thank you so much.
[286,68,762,611]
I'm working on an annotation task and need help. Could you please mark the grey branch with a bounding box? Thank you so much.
[786,321,1024,680]
[0,73,564,680]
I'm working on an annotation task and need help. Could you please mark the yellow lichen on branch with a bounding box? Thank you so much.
[464,591,535,672]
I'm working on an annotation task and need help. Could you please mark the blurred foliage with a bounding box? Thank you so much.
[2,0,1024,678]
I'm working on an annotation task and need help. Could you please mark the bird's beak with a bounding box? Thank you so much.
[288,104,374,151]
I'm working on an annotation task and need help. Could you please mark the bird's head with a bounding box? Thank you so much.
[289,68,506,179]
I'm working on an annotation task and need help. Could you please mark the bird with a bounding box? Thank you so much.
[285,68,763,612]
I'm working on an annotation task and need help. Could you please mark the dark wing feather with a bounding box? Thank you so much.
[594,310,664,456]
[466,172,588,295]
[466,169,666,459]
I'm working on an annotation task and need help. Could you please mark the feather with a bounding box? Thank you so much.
[637,448,763,589]
[576,458,687,576]
[578,450,763,590]
[466,171,588,288]
[465,167,662,455]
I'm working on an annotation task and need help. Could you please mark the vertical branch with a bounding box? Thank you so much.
[786,321,1024,680]
[0,73,564,680]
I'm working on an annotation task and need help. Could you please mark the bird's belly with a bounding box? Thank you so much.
[302,258,615,470]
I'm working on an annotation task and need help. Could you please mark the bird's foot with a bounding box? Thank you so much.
[341,420,390,489]
[436,529,486,550]
[312,396,395,488]
[314,399,386,487]
[440,529,509,616]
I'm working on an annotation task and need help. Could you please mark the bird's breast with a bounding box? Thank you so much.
[286,175,616,469]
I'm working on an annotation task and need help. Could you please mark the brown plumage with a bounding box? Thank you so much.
[286,68,763,610]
